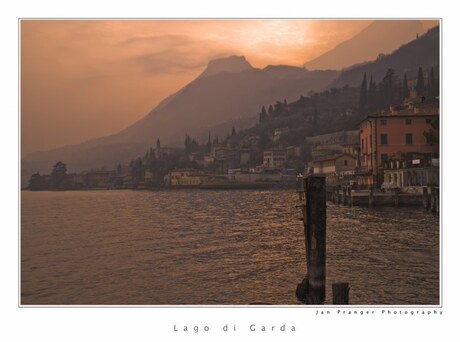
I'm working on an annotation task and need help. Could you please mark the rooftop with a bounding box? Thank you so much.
[312,153,356,163]
[363,100,439,122]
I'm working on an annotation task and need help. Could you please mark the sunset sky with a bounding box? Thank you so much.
[21,20,437,156]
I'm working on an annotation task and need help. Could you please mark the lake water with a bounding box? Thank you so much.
[21,189,439,305]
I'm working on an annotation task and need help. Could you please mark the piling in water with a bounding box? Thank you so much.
[297,176,326,304]
[423,187,429,210]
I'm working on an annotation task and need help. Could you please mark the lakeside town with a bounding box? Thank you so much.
[20,20,441,311]
[27,68,439,199]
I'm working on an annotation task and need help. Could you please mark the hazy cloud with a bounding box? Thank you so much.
[132,50,208,74]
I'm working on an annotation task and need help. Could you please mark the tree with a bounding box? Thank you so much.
[367,75,377,112]
[416,66,425,97]
[184,134,199,155]
[29,173,45,191]
[51,161,68,189]
[273,101,288,116]
[402,72,410,100]
[423,116,439,145]
[131,157,144,186]
[258,132,270,151]
[206,132,212,153]
[359,72,368,115]
[312,105,318,129]
[428,67,437,100]
[268,104,274,116]
[52,161,67,178]
[380,68,397,108]
[259,106,268,123]
[184,134,191,154]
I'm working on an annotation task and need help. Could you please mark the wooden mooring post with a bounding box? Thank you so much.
[430,186,436,213]
[422,187,429,211]
[347,187,352,207]
[393,189,399,207]
[296,176,326,304]
[431,187,439,214]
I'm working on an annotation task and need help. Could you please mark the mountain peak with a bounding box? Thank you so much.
[199,55,253,79]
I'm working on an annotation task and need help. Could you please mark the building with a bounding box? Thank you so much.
[205,146,251,172]
[359,100,439,187]
[307,130,359,166]
[84,170,116,188]
[263,149,287,168]
[380,151,439,190]
[311,144,343,160]
[144,170,153,184]
[312,153,357,185]
[67,173,85,187]
[169,169,205,187]
[341,141,360,159]
[305,130,359,146]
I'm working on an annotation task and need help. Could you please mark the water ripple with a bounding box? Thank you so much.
[21,190,439,305]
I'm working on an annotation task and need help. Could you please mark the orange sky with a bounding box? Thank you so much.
[21,20,438,156]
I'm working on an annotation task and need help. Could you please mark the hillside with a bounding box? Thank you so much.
[304,20,425,71]
[328,26,440,88]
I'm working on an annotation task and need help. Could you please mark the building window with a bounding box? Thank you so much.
[380,134,388,145]
[405,119,412,125]
[380,119,387,125]
[344,159,348,166]
[405,133,413,145]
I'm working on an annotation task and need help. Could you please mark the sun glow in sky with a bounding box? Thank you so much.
[21,20,437,156]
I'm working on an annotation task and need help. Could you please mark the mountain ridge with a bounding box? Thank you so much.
[328,25,439,89]
[304,20,425,71]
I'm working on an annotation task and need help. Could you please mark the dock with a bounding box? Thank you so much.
[325,186,439,213]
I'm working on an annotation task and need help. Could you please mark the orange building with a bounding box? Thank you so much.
[359,101,439,186]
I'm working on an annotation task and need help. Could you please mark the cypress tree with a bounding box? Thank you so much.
[368,75,376,112]
[402,72,410,99]
[268,104,274,116]
[259,106,267,123]
[206,132,212,153]
[416,67,425,97]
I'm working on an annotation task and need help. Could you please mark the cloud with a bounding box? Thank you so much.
[119,34,195,48]
[125,34,237,74]
[131,49,208,74]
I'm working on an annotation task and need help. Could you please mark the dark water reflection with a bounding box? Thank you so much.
[21,190,439,305]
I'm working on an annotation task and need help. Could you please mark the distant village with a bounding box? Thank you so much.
[27,67,439,193]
